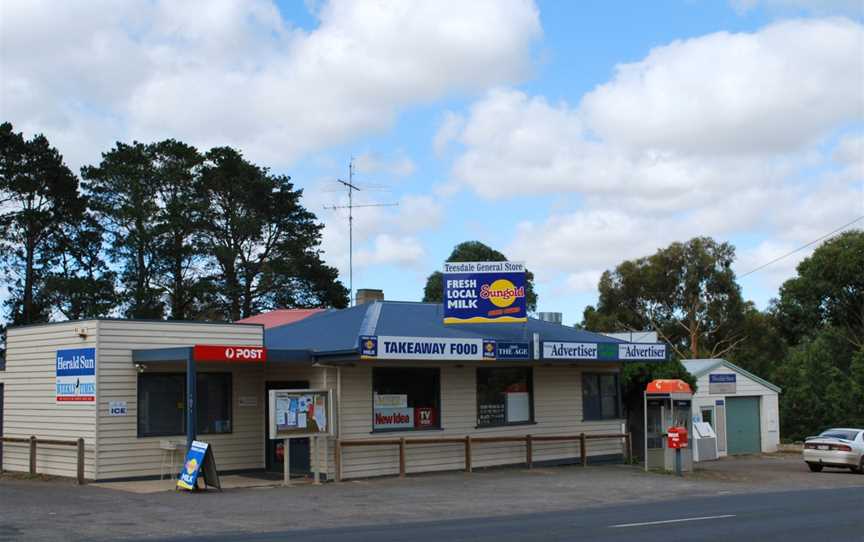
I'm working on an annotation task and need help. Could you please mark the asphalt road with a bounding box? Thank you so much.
[146,486,864,542]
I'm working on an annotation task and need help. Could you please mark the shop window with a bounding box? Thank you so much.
[138,374,185,437]
[476,367,533,427]
[582,373,621,421]
[372,368,440,431]
[137,373,233,437]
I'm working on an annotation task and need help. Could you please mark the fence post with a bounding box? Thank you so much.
[335,439,342,483]
[29,436,37,476]
[465,435,472,473]
[76,438,85,485]
[526,434,533,469]
[580,433,587,467]
[624,433,632,464]
[398,438,406,478]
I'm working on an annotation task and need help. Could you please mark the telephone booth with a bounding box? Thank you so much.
[644,379,693,472]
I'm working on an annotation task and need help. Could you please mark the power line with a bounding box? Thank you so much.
[738,215,864,278]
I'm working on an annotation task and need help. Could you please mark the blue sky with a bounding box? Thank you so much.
[2,0,862,325]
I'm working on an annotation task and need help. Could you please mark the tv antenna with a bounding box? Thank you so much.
[324,158,398,305]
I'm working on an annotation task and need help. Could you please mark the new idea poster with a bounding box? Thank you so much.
[443,261,527,324]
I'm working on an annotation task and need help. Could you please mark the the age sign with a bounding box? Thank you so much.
[193,345,267,363]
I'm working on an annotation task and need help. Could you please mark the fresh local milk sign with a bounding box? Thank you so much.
[443,261,527,324]
[56,348,96,402]
[543,342,667,361]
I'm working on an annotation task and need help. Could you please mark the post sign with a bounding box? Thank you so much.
[268,389,332,439]
[709,373,737,394]
[443,261,527,324]
[192,345,266,363]
[56,348,96,402]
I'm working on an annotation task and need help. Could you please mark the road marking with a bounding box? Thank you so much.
[609,514,736,528]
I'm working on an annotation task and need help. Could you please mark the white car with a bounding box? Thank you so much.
[803,428,864,473]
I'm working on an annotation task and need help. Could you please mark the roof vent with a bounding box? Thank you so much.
[537,312,563,325]
[356,289,384,305]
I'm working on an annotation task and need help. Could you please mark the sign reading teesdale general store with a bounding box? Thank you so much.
[443,261,527,324]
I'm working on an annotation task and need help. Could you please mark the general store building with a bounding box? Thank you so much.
[0,301,666,481]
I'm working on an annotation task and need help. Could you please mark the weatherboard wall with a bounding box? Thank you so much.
[94,320,265,480]
[691,365,780,455]
[2,321,99,478]
[337,363,625,480]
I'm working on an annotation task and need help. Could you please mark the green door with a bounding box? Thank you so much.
[726,396,761,454]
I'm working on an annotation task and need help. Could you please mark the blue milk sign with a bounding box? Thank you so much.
[443,261,527,324]
[177,441,209,490]
[55,348,96,402]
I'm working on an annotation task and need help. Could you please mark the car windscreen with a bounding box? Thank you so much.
[819,429,859,440]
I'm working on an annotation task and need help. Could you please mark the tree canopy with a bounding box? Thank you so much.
[583,237,746,359]
[422,241,538,312]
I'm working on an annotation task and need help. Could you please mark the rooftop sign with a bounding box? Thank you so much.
[443,261,527,324]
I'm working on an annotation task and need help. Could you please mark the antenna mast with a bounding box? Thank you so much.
[324,158,398,306]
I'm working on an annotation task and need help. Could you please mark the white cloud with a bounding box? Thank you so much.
[357,234,426,267]
[433,111,465,156]
[1,0,542,170]
[353,152,416,178]
[581,18,864,155]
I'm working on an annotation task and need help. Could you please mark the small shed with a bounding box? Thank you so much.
[683,359,781,456]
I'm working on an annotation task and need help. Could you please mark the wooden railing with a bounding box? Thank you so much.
[0,436,86,484]
[334,432,631,482]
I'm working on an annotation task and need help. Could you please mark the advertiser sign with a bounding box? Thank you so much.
[542,342,667,361]
[177,441,208,490]
[192,345,266,362]
[709,373,737,395]
[443,261,527,324]
[56,348,96,402]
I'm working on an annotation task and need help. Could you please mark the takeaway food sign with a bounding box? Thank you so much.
[359,336,529,361]
[443,261,527,324]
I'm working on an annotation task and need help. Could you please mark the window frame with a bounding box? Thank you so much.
[370,367,442,433]
[136,372,234,438]
[581,372,622,421]
[475,366,535,428]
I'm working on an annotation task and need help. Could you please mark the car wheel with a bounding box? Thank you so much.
[854,457,864,475]
[807,462,823,472]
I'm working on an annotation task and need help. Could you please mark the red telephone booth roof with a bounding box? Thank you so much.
[646,379,692,394]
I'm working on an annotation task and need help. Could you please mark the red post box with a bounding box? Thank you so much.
[667,426,689,449]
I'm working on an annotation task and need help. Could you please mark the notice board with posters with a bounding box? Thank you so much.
[268,389,333,439]
[442,261,527,324]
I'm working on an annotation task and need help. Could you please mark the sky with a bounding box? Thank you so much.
[1,0,863,325]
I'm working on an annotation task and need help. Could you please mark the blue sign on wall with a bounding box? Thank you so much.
[709,374,737,383]
[177,441,209,490]
[495,342,531,360]
[443,261,527,324]
[56,348,96,402]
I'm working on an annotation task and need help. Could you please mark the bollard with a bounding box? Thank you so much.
[76,438,85,485]
[398,438,406,477]
[334,439,342,483]
[580,433,587,467]
[464,435,472,473]
[526,434,533,469]
[29,436,36,476]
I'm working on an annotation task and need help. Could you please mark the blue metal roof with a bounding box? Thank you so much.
[264,301,626,354]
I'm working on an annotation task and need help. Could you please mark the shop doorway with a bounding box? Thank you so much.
[265,380,310,476]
